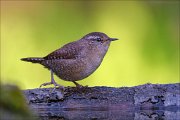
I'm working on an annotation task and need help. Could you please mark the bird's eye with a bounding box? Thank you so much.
[96,38,101,42]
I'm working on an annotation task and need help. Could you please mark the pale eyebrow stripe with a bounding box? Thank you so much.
[87,36,98,39]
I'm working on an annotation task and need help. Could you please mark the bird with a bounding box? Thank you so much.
[21,32,118,88]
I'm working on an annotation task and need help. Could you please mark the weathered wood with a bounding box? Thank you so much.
[23,83,180,120]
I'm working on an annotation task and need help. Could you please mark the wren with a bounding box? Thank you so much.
[21,32,118,88]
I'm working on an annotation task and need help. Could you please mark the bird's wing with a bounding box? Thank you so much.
[44,41,83,60]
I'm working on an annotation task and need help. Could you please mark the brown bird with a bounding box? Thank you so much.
[21,32,118,88]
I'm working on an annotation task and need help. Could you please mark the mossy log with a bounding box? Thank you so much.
[23,83,180,120]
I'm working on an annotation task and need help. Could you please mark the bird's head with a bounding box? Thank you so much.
[82,32,118,44]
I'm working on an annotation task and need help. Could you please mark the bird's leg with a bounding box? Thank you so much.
[73,81,84,88]
[39,70,64,89]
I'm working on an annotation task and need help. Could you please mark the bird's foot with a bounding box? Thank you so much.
[39,81,64,90]
[73,81,88,89]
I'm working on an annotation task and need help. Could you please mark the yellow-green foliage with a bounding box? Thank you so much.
[1,1,179,89]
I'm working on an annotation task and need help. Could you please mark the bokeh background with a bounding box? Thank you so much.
[1,1,179,89]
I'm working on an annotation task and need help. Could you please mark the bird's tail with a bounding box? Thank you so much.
[21,57,44,63]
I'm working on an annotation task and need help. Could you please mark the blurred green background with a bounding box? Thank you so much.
[1,1,179,89]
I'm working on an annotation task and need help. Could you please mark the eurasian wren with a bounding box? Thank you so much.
[21,32,118,88]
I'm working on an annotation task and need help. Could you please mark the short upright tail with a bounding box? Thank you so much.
[21,57,44,63]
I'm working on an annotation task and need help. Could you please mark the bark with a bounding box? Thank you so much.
[23,83,180,120]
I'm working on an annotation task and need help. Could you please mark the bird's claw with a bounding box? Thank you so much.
[39,81,64,90]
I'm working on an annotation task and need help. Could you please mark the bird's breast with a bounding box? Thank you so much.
[81,45,110,77]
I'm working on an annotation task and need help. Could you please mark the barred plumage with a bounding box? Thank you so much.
[21,57,44,63]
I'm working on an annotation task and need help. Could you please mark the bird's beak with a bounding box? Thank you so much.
[109,38,118,41]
